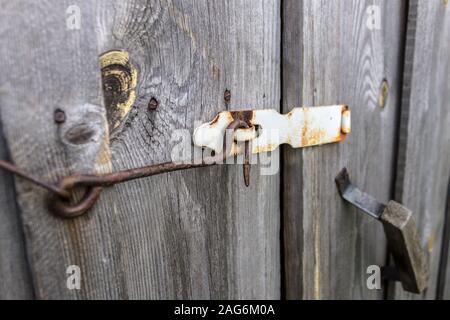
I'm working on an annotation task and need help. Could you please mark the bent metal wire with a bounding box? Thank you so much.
[0,119,251,219]
[0,105,351,219]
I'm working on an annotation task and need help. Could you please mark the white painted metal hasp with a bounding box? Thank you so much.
[193,105,351,154]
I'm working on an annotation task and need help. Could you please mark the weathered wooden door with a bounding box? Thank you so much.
[282,0,450,300]
[0,0,449,300]
[0,0,281,299]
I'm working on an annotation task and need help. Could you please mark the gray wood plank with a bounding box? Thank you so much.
[0,0,115,299]
[0,121,33,299]
[91,0,281,299]
[390,0,450,300]
[1,0,281,299]
[282,0,406,299]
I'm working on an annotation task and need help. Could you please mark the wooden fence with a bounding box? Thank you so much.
[0,0,449,299]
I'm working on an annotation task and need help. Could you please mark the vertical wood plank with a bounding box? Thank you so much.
[391,0,450,300]
[0,0,114,299]
[91,0,280,299]
[283,0,406,299]
[437,180,450,299]
[0,122,33,299]
[0,0,280,298]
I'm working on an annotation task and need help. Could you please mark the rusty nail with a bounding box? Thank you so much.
[148,97,159,110]
[243,141,250,187]
[54,109,66,124]
[224,89,231,103]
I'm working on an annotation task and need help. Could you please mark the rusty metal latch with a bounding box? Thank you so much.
[335,168,429,294]
[0,120,250,218]
[194,105,351,154]
[0,105,351,218]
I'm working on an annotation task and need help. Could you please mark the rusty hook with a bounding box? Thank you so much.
[48,174,104,218]
[49,119,251,218]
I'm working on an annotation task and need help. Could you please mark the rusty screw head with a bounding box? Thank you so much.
[224,89,231,103]
[148,97,159,111]
[54,109,66,124]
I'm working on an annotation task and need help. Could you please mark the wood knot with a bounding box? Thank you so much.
[100,50,138,134]
[61,109,105,147]
[64,123,96,145]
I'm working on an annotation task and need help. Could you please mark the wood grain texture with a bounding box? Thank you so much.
[390,0,450,300]
[91,0,280,299]
[282,0,406,299]
[0,121,33,299]
[0,0,113,299]
[0,0,280,300]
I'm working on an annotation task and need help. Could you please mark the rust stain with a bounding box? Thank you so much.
[209,110,256,128]
[340,105,351,134]
[253,143,277,154]
[333,132,347,142]
[199,106,349,155]
[224,112,235,124]
[300,107,327,146]
[287,110,294,119]
[301,108,309,146]
[230,110,254,126]
[341,113,351,134]
[302,128,327,146]
[230,143,242,156]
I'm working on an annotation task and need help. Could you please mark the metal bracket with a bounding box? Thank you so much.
[193,105,351,154]
[335,168,429,294]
